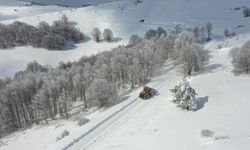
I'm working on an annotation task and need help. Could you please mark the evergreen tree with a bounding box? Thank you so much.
[170,79,198,111]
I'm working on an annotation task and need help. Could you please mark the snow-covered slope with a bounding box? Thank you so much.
[1,0,250,150]
[1,36,250,150]
[87,37,250,150]
[0,0,70,21]
[1,0,250,78]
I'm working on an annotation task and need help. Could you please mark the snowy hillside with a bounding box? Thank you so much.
[88,39,250,150]
[0,0,250,150]
[0,0,250,78]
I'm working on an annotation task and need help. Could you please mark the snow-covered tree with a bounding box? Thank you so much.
[91,27,102,42]
[175,24,182,34]
[156,27,167,37]
[61,14,69,24]
[26,61,48,73]
[145,29,157,40]
[0,18,84,50]
[174,32,210,75]
[89,79,117,107]
[128,34,142,45]
[103,28,114,42]
[41,33,66,50]
[170,79,198,111]
[193,26,200,42]
[231,41,250,74]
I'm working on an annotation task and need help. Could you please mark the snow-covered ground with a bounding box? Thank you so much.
[1,36,250,150]
[87,37,250,150]
[1,0,249,78]
[1,0,250,150]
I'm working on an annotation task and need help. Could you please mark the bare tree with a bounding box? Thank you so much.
[206,22,213,41]
[243,7,250,17]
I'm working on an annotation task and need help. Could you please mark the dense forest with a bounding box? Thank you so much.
[0,15,84,50]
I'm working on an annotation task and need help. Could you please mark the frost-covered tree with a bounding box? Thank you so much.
[175,24,182,34]
[0,18,84,50]
[41,33,66,50]
[128,34,142,45]
[193,26,200,42]
[230,41,250,74]
[145,29,157,40]
[200,26,205,43]
[89,79,117,107]
[26,61,48,73]
[174,32,210,75]
[91,27,102,42]
[170,79,198,111]
[61,14,69,24]
[103,28,113,42]
[156,27,167,37]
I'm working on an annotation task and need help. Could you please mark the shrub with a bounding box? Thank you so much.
[77,117,90,126]
[214,135,230,140]
[200,129,214,138]
[56,130,70,141]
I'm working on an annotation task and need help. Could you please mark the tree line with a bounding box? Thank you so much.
[0,15,84,50]
[230,41,250,74]
[0,26,210,137]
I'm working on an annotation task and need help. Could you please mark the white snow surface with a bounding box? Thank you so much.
[1,0,250,150]
[0,0,250,78]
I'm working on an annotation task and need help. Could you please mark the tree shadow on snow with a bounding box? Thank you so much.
[192,64,223,76]
[196,96,209,111]
[69,21,78,27]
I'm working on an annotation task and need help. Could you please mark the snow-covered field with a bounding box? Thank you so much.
[1,0,250,150]
[88,38,250,150]
[1,0,249,78]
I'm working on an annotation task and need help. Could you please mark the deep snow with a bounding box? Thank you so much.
[0,0,250,150]
[1,0,250,78]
